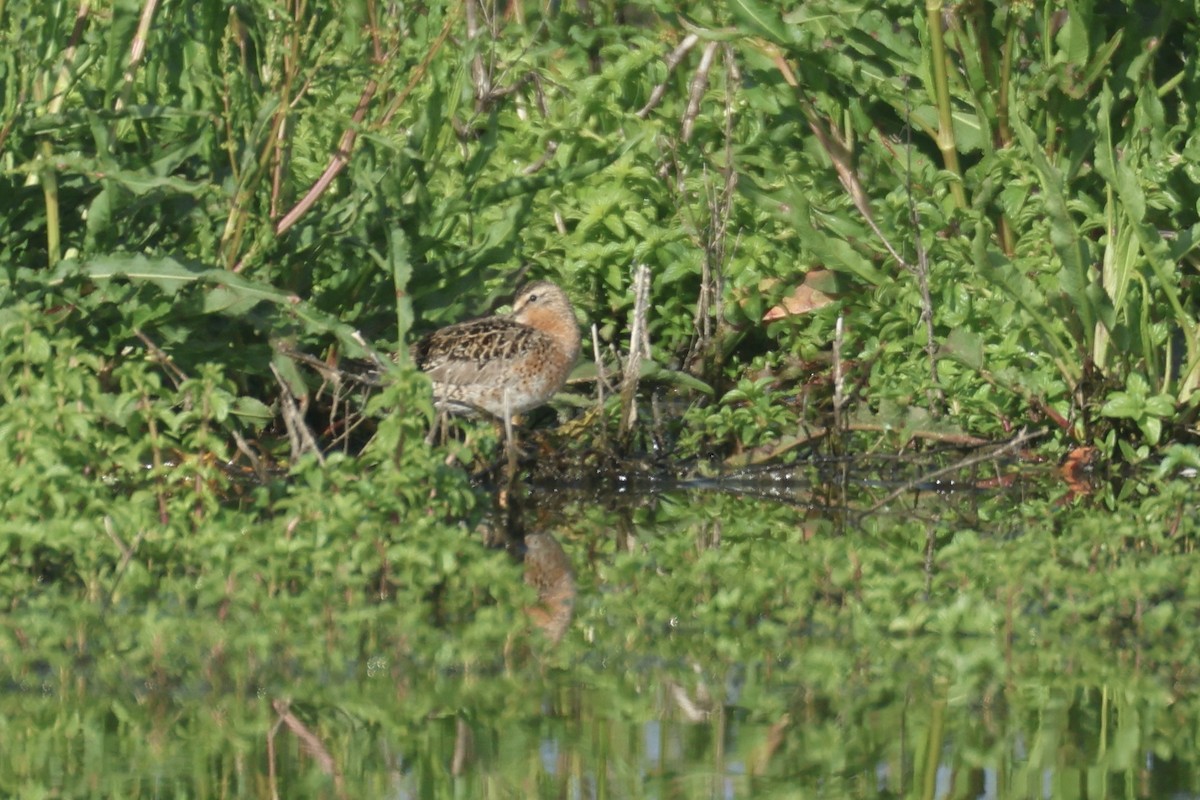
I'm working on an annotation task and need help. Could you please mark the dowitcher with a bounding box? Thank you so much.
[411,280,581,420]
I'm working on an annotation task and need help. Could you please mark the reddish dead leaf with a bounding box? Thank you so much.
[1060,446,1099,496]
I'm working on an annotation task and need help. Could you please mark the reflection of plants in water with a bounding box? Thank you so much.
[555,485,1198,794]
[5,485,1197,796]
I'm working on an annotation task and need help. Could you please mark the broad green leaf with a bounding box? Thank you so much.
[231,396,273,424]
[48,255,387,364]
[943,327,984,371]
[1099,393,1140,419]
[728,0,789,45]
[739,177,886,285]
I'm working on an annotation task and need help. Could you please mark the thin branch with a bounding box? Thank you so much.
[103,516,147,608]
[592,323,610,449]
[377,9,460,128]
[273,79,378,237]
[271,699,348,800]
[904,84,946,411]
[800,93,912,271]
[833,313,846,432]
[46,1,91,117]
[272,362,325,465]
[274,8,459,237]
[34,0,91,268]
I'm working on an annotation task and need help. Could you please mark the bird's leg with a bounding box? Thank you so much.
[503,389,519,485]
[425,404,446,446]
[424,405,465,468]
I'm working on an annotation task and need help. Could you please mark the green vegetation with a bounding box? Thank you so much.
[3,0,1200,795]
[5,0,1198,460]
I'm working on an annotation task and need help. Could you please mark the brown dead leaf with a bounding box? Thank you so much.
[761,271,837,321]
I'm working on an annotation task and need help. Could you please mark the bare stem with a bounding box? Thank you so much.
[619,264,651,440]
[273,80,378,237]
[681,41,718,142]
[115,0,160,112]
[863,428,1041,516]
[637,33,700,119]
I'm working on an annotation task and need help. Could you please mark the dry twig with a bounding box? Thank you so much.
[274,9,460,239]
[681,40,719,141]
[637,33,700,118]
[115,0,159,112]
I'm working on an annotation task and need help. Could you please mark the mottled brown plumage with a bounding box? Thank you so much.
[411,280,581,418]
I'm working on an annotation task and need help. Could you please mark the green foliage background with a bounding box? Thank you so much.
[4,0,1200,458]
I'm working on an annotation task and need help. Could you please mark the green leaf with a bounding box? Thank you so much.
[943,327,983,371]
[1141,416,1162,446]
[739,177,886,285]
[231,396,273,424]
[49,255,388,364]
[728,0,789,45]
[639,361,714,396]
[1099,393,1139,419]
[1144,395,1176,417]
[602,213,627,238]
[1010,114,1099,347]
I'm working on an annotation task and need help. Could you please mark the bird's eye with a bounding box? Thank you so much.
[527,293,539,303]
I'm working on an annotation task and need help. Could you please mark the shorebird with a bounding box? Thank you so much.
[410,280,581,421]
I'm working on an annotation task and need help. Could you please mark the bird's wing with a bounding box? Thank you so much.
[412,319,548,385]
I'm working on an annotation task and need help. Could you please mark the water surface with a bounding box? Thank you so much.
[4,477,1198,799]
